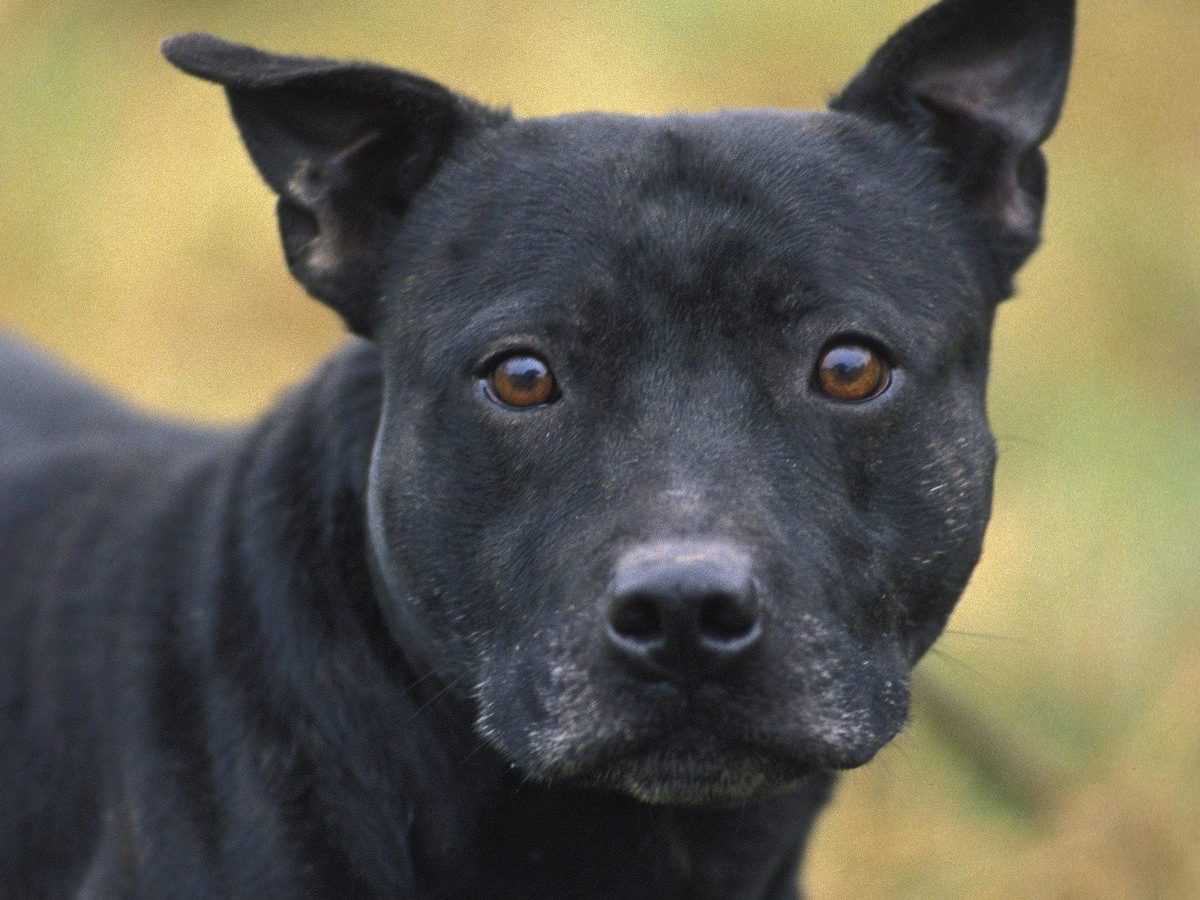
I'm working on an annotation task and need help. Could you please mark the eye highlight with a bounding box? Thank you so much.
[814,342,892,403]
[485,353,559,409]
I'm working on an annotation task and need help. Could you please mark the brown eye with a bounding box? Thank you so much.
[487,354,558,408]
[815,342,892,402]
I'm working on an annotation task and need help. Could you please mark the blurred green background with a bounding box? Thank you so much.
[1,0,1197,896]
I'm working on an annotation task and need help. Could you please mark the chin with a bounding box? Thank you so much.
[491,690,903,805]
[579,744,819,806]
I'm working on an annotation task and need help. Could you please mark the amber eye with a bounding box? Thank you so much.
[815,342,892,402]
[486,354,558,408]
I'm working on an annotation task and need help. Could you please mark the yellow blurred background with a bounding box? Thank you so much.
[1,1,1197,896]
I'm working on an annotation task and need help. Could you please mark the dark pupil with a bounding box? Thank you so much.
[825,347,871,383]
[503,357,547,389]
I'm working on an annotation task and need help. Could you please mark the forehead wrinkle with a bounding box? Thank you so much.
[460,292,556,339]
[422,108,982,356]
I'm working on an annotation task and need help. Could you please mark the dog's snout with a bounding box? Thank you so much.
[604,544,762,684]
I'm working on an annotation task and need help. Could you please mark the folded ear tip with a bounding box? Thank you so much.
[161,32,214,62]
[160,32,262,82]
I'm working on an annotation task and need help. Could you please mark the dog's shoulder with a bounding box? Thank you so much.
[0,336,247,632]
[0,334,145,451]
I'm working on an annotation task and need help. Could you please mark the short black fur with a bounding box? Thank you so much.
[1,2,1073,897]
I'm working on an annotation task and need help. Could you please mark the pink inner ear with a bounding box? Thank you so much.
[987,156,1036,235]
[908,46,1061,234]
[910,49,1059,148]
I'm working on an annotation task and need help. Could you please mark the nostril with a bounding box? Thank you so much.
[603,543,763,682]
[697,591,759,643]
[607,594,663,643]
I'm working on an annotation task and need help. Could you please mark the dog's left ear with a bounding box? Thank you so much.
[832,0,1074,285]
[162,34,505,335]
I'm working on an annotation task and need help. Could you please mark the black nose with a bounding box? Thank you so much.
[604,544,762,684]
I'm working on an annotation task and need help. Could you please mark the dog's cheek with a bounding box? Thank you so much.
[370,385,598,678]
[872,387,997,661]
[469,614,616,776]
[366,399,514,675]
[465,477,617,761]
[460,480,641,773]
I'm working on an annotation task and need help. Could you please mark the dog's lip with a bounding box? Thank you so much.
[562,732,824,804]
[534,721,827,783]
[520,705,897,788]
[601,737,816,775]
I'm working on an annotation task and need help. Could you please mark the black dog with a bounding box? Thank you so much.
[0,1,1073,896]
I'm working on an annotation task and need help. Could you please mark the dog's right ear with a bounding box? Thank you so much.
[162,34,505,335]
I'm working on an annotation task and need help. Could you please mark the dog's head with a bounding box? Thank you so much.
[164,0,1072,805]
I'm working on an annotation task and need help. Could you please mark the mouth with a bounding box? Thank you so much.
[586,741,819,805]
[518,712,837,805]
[477,608,912,805]
[501,681,906,805]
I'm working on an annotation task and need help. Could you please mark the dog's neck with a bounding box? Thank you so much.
[459,775,832,900]
[220,340,828,899]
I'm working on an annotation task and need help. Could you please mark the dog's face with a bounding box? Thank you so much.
[365,112,999,800]
[165,0,1073,804]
